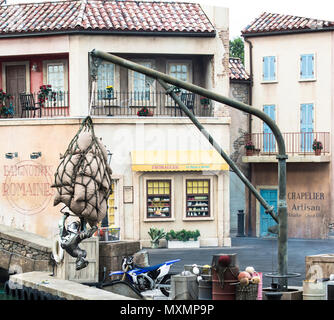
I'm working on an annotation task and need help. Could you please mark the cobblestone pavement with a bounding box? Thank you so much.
[146,236,334,289]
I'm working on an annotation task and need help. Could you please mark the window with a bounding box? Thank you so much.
[263,105,276,152]
[300,54,315,80]
[147,180,171,218]
[43,60,68,106]
[186,180,210,217]
[300,103,314,152]
[262,56,276,82]
[97,62,115,99]
[128,61,155,103]
[47,63,65,92]
[167,61,192,86]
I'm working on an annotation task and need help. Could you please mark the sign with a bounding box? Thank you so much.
[2,161,55,215]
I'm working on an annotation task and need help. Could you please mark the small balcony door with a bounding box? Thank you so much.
[263,105,276,152]
[300,103,314,152]
[6,65,26,95]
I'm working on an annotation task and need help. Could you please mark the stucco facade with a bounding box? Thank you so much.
[0,3,232,246]
[243,25,334,239]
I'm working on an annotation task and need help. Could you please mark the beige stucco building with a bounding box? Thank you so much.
[242,12,333,239]
[0,1,232,247]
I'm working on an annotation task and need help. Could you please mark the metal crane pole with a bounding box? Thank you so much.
[90,49,289,290]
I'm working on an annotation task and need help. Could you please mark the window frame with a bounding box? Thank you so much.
[262,55,277,83]
[96,61,120,100]
[128,59,156,107]
[185,179,211,218]
[146,179,172,219]
[43,59,68,92]
[166,60,193,84]
[299,53,316,81]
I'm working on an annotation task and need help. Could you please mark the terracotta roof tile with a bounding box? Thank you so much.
[229,57,250,81]
[242,12,334,35]
[0,0,215,35]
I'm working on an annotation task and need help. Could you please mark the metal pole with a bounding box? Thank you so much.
[90,50,289,290]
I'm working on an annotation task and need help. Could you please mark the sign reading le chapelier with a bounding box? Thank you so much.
[288,191,325,218]
[2,161,55,215]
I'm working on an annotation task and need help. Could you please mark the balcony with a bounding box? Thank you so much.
[242,132,330,163]
[1,92,69,119]
[89,91,214,117]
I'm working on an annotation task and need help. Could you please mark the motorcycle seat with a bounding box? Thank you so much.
[132,263,164,273]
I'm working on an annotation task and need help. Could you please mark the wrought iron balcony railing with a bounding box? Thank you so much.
[244,132,330,156]
[89,90,214,117]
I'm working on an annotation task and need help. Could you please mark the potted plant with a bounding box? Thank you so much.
[105,85,114,99]
[200,96,210,108]
[38,84,56,107]
[166,229,200,248]
[0,89,14,118]
[245,141,255,156]
[312,139,323,156]
[137,107,153,116]
[148,227,166,248]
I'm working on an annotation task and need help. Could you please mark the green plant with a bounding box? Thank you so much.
[0,89,13,117]
[312,139,323,151]
[148,227,166,243]
[166,229,200,242]
[245,141,255,150]
[38,84,56,107]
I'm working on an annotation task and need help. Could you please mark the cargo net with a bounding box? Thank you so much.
[52,116,112,227]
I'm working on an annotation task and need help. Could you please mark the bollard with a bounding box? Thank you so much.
[237,210,245,237]
[170,274,198,300]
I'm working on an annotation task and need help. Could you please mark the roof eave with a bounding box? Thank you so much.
[0,29,217,39]
[242,26,334,38]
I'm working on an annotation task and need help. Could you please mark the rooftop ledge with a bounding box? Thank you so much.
[242,154,331,163]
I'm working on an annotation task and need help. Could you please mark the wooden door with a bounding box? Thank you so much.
[260,189,277,237]
[6,65,26,95]
[300,103,314,152]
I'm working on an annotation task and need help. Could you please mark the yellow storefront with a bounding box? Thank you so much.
[131,150,231,247]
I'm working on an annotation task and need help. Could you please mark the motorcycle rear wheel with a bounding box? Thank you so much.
[160,274,172,297]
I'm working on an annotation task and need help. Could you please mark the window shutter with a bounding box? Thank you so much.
[269,56,276,80]
[300,55,307,79]
[263,57,269,81]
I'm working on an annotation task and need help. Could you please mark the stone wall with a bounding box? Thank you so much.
[229,81,250,234]
[0,224,52,274]
[99,241,141,281]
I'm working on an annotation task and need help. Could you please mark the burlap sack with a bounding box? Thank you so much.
[52,117,112,226]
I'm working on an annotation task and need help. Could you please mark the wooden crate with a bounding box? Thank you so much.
[55,236,99,283]
[305,254,334,280]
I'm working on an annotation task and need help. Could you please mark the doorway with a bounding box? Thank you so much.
[259,188,278,237]
[6,65,26,95]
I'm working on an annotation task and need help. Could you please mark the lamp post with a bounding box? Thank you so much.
[90,49,293,291]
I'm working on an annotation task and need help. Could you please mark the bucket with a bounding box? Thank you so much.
[212,268,238,300]
[303,280,326,300]
[212,254,237,268]
[198,279,212,300]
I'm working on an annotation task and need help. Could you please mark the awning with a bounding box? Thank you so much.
[131,150,229,171]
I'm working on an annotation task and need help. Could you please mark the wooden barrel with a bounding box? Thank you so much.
[198,279,212,300]
[212,267,239,300]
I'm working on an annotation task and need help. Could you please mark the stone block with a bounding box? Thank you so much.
[34,259,52,272]
[0,249,11,270]
[9,253,35,274]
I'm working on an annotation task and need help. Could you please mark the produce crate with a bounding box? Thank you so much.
[235,283,258,300]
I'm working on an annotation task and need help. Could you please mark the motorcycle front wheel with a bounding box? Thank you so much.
[160,274,172,297]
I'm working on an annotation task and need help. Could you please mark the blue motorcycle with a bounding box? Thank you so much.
[109,256,180,297]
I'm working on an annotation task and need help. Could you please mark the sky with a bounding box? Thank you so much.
[182,0,334,39]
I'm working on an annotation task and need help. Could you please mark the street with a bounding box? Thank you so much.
[147,237,334,288]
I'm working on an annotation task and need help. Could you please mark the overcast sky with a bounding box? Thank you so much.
[186,0,334,39]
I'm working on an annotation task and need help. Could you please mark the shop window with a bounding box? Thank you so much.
[147,180,171,218]
[186,179,210,217]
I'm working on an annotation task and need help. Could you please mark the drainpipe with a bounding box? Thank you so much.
[244,36,253,236]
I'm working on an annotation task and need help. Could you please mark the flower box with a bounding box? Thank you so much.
[167,240,200,249]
